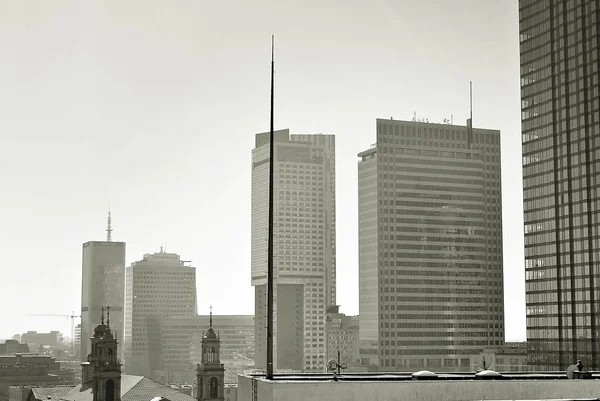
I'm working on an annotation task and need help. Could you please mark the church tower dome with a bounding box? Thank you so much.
[196,307,224,401]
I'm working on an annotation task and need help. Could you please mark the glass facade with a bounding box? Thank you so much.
[520,0,600,370]
[358,119,504,371]
[80,241,125,362]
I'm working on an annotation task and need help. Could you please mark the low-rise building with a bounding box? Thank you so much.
[326,307,359,368]
[224,383,238,401]
[0,354,75,401]
[469,342,527,372]
[21,332,63,348]
[0,341,29,355]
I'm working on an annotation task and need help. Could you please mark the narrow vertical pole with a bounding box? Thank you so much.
[470,81,473,122]
[266,35,275,380]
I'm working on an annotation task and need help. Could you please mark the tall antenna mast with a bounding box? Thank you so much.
[467,81,473,149]
[106,208,113,242]
[266,34,275,380]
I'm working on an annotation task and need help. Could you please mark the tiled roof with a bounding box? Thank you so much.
[30,386,77,401]
[53,376,194,401]
[123,377,194,401]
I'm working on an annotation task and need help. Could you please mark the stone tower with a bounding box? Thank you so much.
[196,308,224,401]
[89,307,122,401]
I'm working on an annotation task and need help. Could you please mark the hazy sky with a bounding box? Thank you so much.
[0,0,524,341]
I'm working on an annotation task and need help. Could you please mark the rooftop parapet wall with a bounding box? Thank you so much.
[238,373,600,401]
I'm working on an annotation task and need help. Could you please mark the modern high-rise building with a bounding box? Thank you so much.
[358,118,504,371]
[520,0,600,371]
[80,219,126,361]
[155,314,255,384]
[123,250,197,377]
[251,130,336,372]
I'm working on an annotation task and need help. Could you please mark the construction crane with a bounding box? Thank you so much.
[26,311,81,354]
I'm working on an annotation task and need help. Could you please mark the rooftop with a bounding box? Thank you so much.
[238,372,600,401]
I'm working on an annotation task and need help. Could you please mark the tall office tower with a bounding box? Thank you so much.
[251,129,336,372]
[80,214,125,361]
[358,119,504,371]
[520,0,600,371]
[123,250,197,378]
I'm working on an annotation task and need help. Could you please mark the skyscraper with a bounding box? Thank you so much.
[358,118,504,371]
[80,213,126,361]
[251,129,336,372]
[520,0,600,370]
[123,250,197,378]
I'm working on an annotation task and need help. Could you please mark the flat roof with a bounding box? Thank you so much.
[242,371,598,382]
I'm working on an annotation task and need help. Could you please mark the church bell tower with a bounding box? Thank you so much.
[196,307,224,401]
[90,306,122,401]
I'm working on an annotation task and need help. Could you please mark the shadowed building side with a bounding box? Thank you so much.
[519,0,600,371]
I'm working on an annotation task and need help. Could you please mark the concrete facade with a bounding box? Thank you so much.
[326,307,359,367]
[237,374,600,401]
[358,119,504,371]
[124,250,197,377]
[251,130,336,372]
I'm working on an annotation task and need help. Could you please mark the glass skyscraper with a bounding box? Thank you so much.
[520,0,600,370]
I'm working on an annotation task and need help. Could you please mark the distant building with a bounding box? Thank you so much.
[326,307,359,367]
[73,325,81,360]
[358,119,504,371]
[80,221,126,362]
[0,354,75,401]
[491,342,527,373]
[519,0,600,371]
[167,384,193,396]
[155,315,254,384]
[223,384,237,401]
[27,313,196,401]
[21,331,63,348]
[251,130,336,372]
[124,250,197,377]
[0,340,29,355]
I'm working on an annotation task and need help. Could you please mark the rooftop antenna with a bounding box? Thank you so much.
[266,34,275,380]
[106,207,113,242]
[467,81,473,148]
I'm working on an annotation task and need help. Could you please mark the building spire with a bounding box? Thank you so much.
[266,33,275,381]
[101,306,105,325]
[209,305,213,328]
[106,208,113,242]
[106,305,110,327]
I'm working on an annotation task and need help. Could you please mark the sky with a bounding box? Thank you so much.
[0,0,525,341]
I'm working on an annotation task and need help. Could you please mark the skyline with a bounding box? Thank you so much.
[0,0,523,341]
